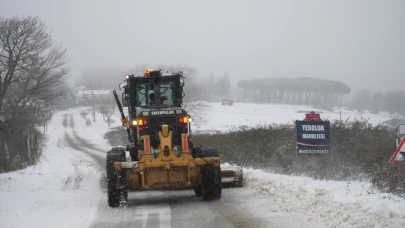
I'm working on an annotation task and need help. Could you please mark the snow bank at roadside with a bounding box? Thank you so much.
[0,111,103,228]
[223,163,405,228]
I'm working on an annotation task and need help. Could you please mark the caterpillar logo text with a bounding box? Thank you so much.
[151,110,175,116]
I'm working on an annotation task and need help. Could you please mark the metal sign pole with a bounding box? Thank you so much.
[92,91,95,123]
[389,124,405,164]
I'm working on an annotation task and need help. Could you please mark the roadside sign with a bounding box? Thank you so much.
[304,111,322,121]
[296,112,331,154]
[398,124,405,136]
[389,137,405,164]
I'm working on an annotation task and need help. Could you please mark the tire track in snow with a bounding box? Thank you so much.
[68,115,106,152]
[63,114,106,167]
[61,162,80,191]
[64,131,105,169]
[63,114,107,192]
[212,200,254,228]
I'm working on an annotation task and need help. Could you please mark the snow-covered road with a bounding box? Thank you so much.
[1,106,405,228]
[0,112,103,228]
[60,111,319,228]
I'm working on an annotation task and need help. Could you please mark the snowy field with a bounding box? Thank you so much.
[192,102,399,133]
[1,104,404,228]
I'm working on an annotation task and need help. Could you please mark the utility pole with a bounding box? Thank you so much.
[27,130,32,165]
[43,101,46,134]
[4,143,10,171]
[0,112,7,171]
[92,90,95,123]
[340,94,343,122]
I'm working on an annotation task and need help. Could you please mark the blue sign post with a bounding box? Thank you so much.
[296,112,330,154]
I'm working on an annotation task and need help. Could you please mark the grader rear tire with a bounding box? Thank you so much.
[106,147,127,207]
[192,146,222,200]
[201,164,222,201]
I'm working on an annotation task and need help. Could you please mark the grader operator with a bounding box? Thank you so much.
[107,69,242,207]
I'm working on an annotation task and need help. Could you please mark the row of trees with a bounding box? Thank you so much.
[237,78,351,106]
[0,16,69,172]
[350,89,405,116]
[205,73,231,101]
[95,95,116,127]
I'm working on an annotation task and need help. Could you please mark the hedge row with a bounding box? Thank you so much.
[105,120,405,196]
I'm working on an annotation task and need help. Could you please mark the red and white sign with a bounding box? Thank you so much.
[389,137,405,164]
[304,111,322,121]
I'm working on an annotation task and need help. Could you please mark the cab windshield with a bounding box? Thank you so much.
[136,83,153,106]
[136,82,176,107]
[159,82,175,106]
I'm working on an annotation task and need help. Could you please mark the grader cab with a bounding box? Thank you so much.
[107,69,243,207]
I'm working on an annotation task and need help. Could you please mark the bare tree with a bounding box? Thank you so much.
[0,16,69,124]
[182,81,210,121]
[0,16,69,172]
[96,95,116,127]
[215,72,231,99]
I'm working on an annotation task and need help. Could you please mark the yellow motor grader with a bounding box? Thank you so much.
[107,69,243,207]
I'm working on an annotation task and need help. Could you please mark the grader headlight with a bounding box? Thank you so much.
[132,120,137,126]
[132,119,149,126]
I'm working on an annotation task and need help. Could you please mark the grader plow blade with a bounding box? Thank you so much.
[221,166,243,188]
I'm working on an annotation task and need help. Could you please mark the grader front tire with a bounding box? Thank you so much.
[106,147,127,207]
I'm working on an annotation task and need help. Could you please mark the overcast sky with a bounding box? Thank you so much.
[1,0,404,92]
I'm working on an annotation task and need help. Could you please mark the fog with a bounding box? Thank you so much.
[1,0,404,92]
